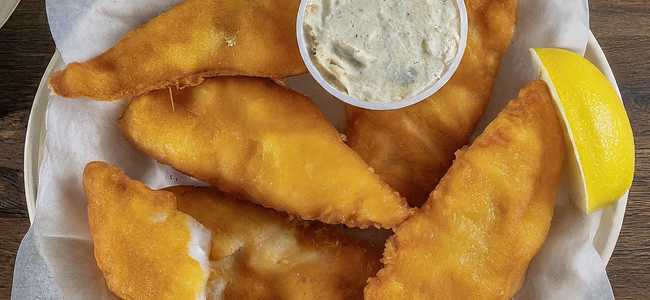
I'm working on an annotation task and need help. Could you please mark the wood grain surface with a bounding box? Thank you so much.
[0,0,647,299]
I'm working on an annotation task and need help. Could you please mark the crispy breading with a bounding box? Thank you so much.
[365,81,565,299]
[84,161,210,300]
[49,0,306,100]
[346,0,518,206]
[119,77,411,229]
[170,186,381,300]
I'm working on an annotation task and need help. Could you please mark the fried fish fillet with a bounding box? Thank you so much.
[49,0,306,101]
[170,186,381,300]
[346,0,518,206]
[120,77,411,229]
[84,161,211,300]
[365,81,565,299]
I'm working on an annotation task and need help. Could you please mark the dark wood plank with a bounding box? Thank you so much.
[590,1,650,299]
[0,0,648,299]
[0,218,30,299]
[0,0,54,298]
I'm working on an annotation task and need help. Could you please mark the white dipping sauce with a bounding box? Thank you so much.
[303,0,460,103]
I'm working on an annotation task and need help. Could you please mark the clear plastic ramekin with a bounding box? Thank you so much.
[296,0,468,111]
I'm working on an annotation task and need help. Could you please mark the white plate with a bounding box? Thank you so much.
[0,0,20,29]
[23,32,627,264]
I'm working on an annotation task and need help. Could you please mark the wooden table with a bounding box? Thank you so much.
[0,0,648,299]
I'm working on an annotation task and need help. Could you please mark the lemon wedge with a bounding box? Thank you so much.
[531,48,634,213]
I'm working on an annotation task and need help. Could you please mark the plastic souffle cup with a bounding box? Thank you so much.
[296,0,468,111]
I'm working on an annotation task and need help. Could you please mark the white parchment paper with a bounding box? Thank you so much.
[13,0,614,299]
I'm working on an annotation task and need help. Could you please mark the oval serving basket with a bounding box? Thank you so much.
[24,32,628,264]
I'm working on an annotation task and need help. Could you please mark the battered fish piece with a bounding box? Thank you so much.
[346,0,518,206]
[170,186,381,300]
[84,162,211,300]
[49,0,306,100]
[120,77,411,229]
[365,81,565,299]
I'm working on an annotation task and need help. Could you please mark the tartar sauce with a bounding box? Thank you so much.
[303,0,461,103]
